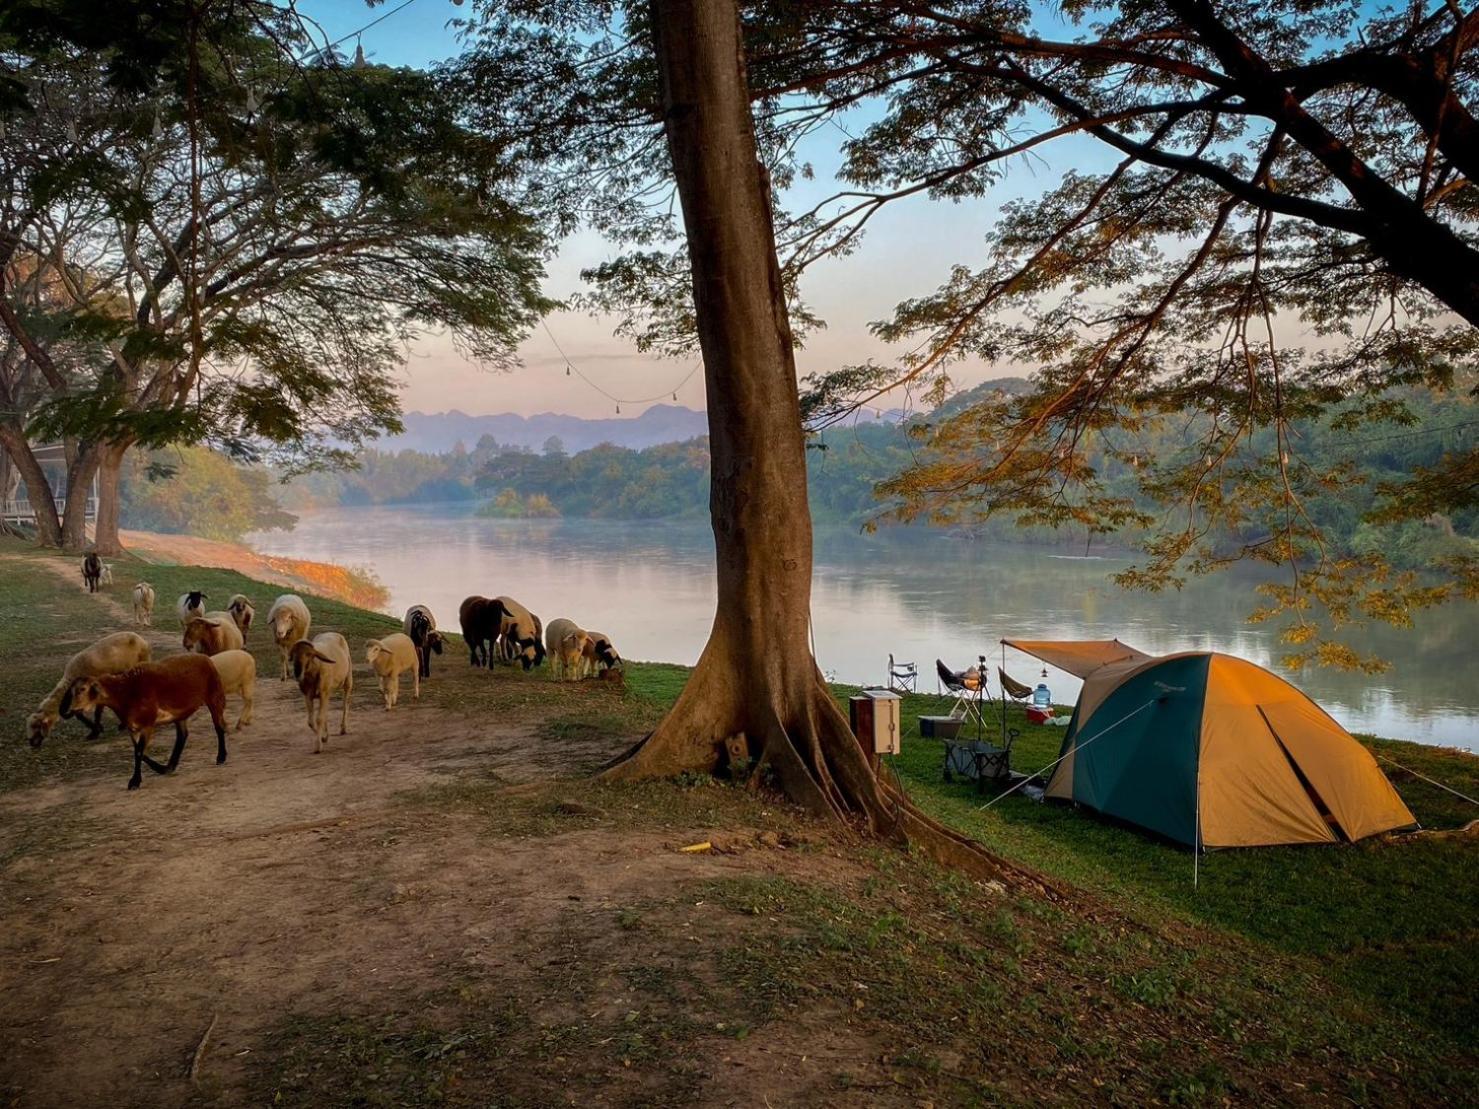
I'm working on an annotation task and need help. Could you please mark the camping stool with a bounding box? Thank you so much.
[942,728,1020,792]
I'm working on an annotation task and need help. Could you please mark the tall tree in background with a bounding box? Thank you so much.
[469,0,1477,668]
[0,0,549,553]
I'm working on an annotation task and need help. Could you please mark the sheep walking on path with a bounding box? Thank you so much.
[177,591,208,626]
[81,553,102,593]
[183,616,245,657]
[403,605,443,679]
[64,654,229,791]
[289,633,352,753]
[226,595,255,639]
[267,595,312,680]
[132,583,156,626]
[366,633,420,710]
[208,649,256,731]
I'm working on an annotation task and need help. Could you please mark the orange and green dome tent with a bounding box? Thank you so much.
[1037,651,1416,848]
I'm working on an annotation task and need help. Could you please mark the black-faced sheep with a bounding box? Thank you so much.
[208,649,256,731]
[494,595,546,671]
[27,631,152,747]
[64,654,228,790]
[132,582,156,625]
[403,604,443,679]
[226,594,255,638]
[177,590,208,625]
[266,594,312,680]
[544,618,592,681]
[458,595,506,668]
[289,633,352,753]
[81,553,101,593]
[366,633,420,710]
[182,615,245,657]
[582,630,622,676]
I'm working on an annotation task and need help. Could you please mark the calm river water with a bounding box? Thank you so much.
[248,505,1478,750]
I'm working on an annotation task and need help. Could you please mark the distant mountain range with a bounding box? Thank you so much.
[376,404,711,454]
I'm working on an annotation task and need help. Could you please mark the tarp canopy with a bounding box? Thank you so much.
[1043,652,1417,848]
[1001,638,1152,679]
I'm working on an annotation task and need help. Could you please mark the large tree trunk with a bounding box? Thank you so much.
[60,443,100,552]
[92,440,129,556]
[604,0,1034,887]
[0,423,62,546]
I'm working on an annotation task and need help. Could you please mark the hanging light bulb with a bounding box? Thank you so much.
[151,108,164,139]
[615,404,621,415]
[65,119,78,143]
[672,393,677,402]
[354,40,367,69]
[565,365,571,376]
[245,85,258,114]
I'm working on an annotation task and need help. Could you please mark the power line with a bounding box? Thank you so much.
[540,320,702,410]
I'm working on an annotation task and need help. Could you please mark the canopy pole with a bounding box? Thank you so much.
[999,641,1007,746]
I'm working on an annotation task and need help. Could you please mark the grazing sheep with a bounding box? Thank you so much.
[132,582,156,625]
[458,595,506,668]
[81,553,102,593]
[582,630,622,677]
[403,604,443,679]
[545,617,592,681]
[99,563,114,587]
[182,615,245,656]
[289,633,352,753]
[495,595,546,671]
[226,594,255,639]
[177,590,208,625]
[64,654,228,791]
[208,649,256,731]
[27,631,152,747]
[366,632,420,710]
[266,594,312,680]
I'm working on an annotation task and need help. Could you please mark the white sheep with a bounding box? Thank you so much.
[226,594,255,639]
[177,590,208,626]
[288,633,351,753]
[26,631,152,747]
[183,615,246,656]
[132,582,156,626]
[365,632,420,710]
[208,649,256,731]
[266,594,312,680]
[99,563,114,588]
[544,617,592,681]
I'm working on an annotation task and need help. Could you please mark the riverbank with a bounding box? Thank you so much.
[1,541,1474,1106]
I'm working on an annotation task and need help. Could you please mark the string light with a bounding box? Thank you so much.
[245,86,258,113]
[353,40,367,69]
[151,108,164,138]
[541,320,702,408]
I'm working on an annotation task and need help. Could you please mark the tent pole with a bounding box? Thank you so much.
[999,641,1007,745]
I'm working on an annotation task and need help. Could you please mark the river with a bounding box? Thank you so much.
[247,505,1478,750]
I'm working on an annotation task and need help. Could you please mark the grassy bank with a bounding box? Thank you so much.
[4,539,1474,1104]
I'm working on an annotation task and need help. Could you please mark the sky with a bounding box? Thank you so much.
[301,0,1117,418]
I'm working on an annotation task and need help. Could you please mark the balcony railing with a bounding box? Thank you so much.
[1,496,97,524]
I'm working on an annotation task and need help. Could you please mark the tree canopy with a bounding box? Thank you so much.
[463,0,1479,667]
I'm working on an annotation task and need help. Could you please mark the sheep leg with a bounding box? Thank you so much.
[411,666,419,702]
[128,733,147,790]
[141,722,188,775]
[339,677,351,735]
[82,705,104,740]
[239,686,253,729]
[309,694,323,753]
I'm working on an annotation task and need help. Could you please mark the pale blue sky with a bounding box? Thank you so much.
[298,0,1121,417]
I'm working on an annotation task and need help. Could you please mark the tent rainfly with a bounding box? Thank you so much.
[1043,652,1417,848]
[1000,638,1152,679]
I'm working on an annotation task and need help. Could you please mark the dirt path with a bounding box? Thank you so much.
[0,563,871,1108]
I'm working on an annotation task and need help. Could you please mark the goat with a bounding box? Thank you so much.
[81,553,102,593]
[494,595,546,671]
[366,633,419,710]
[403,604,443,679]
[582,630,622,677]
[28,631,151,747]
[182,615,245,657]
[458,595,506,668]
[208,649,256,731]
[64,654,228,790]
[266,594,312,680]
[177,590,208,626]
[132,582,156,625]
[544,618,592,681]
[289,633,352,753]
[226,594,255,639]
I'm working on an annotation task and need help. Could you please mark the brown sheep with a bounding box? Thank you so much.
[64,655,228,790]
[458,595,506,668]
[182,616,245,656]
[28,631,152,746]
[289,633,352,753]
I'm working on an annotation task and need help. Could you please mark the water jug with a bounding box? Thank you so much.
[1032,682,1052,709]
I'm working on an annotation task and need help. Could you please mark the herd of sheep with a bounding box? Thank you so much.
[23,559,624,791]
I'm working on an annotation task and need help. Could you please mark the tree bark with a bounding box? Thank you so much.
[93,440,129,556]
[0,423,62,546]
[604,0,1035,888]
[60,443,100,552]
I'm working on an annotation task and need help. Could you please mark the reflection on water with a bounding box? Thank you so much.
[248,505,1479,750]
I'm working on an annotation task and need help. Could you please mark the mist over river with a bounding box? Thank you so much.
[248,505,1478,751]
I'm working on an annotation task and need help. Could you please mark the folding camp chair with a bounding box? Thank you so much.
[934,659,987,727]
[998,667,1034,701]
[887,653,918,694]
